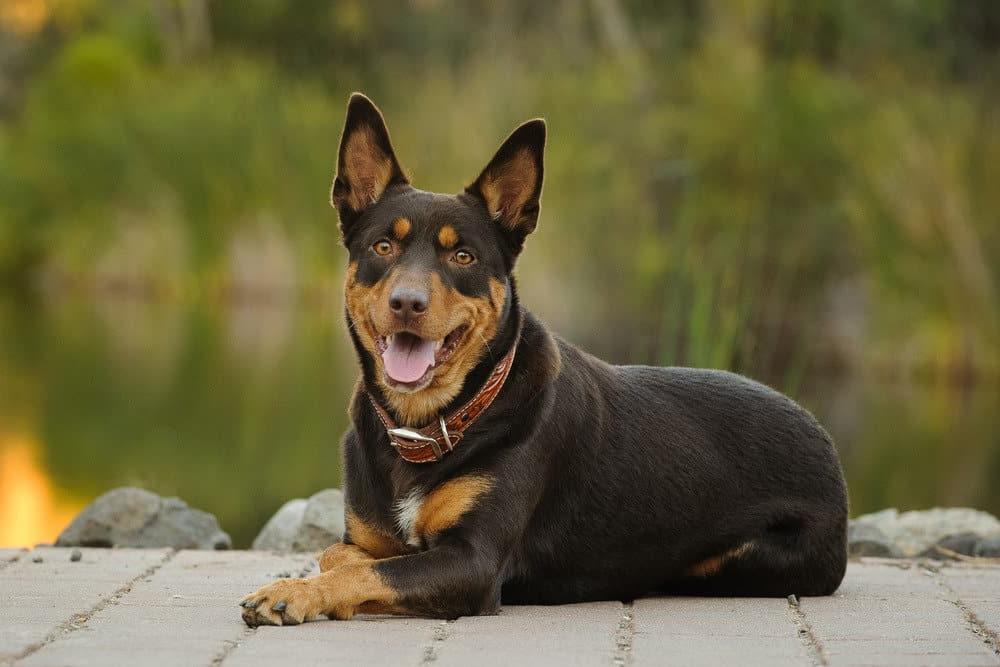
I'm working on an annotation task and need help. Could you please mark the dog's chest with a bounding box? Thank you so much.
[389,474,494,549]
[392,488,425,548]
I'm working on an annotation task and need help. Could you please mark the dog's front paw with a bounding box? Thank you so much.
[240,578,326,627]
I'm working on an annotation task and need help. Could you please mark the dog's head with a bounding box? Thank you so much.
[333,93,544,426]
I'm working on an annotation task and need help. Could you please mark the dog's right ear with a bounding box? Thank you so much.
[330,93,408,235]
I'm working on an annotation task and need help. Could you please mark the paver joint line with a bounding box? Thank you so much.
[612,601,634,667]
[7,553,1000,666]
[787,594,828,667]
[923,563,1000,659]
[210,629,256,667]
[419,619,452,665]
[8,549,177,663]
[212,556,317,667]
[8,548,177,665]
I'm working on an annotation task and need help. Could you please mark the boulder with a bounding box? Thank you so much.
[974,536,1000,558]
[252,488,345,553]
[251,499,308,552]
[919,532,981,560]
[847,521,902,558]
[56,487,231,550]
[851,507,1000,557]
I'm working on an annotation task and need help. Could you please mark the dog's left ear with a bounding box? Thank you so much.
[331,93,408,236]
[466,119,545,251]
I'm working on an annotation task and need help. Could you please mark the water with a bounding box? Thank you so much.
[2,291,998,548]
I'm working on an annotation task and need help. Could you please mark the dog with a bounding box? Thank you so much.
[239,93,848,626]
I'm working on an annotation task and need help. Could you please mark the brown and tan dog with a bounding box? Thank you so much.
[239,93,848,626]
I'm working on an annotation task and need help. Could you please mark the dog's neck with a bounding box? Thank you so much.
[349,277,523,429]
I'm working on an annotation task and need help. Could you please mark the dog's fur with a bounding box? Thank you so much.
[240,94,848,626]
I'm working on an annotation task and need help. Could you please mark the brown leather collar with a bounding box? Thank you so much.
[367,341,517,463]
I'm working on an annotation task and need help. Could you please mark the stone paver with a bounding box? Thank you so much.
[0,547,170,663]
[938,564,1000,654]
[225,616,441,667]
[800,561,999,666]
[435,602,622,667]
[633,597,810,666]
[1,550,998,667]
[18,550,314,667]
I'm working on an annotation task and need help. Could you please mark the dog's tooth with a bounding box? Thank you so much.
[435,339,443,351]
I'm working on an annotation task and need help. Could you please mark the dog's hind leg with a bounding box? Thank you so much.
[662,501,847,598]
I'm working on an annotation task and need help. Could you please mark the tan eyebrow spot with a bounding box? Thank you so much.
[393,218,412,240]
[437,225,459,249]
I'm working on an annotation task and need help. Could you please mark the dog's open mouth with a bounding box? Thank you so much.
[376,325,468,388]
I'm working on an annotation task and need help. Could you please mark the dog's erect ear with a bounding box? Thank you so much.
[331,93,408,233]
[466,119,545,246]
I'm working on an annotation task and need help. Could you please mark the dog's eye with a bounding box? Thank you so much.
[452,250,475,266]
[372,239,394,256]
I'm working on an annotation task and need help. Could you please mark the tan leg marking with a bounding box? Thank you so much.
[346,511,408,560]
[318,543,373,573]
[241,560,403,626]
[685,542,755,577]
[414,474,494,539]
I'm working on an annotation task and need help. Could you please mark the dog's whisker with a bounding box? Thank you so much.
[475,328,494,359]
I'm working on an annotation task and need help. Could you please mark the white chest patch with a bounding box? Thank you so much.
[393,489,424,547]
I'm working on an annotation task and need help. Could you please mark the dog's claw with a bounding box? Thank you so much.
[273,601,287,612]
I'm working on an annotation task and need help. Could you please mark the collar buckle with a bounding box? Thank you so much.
[387,427,443,461]
[438,414,454,452]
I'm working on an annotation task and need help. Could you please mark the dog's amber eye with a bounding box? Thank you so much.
[452,250,475,266]
[372,239,394,256]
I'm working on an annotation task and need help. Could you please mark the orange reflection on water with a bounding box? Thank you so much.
[0,431,84,547]
[0,0,50,35]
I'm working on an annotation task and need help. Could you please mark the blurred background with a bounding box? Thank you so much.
[0,0,998,548]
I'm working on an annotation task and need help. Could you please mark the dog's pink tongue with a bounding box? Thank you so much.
[382,334,436,383]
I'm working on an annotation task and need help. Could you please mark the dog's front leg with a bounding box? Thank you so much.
[240,542,499,626]
[317,542,376,572]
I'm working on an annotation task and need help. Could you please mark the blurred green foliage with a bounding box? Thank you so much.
[1,0,998,381]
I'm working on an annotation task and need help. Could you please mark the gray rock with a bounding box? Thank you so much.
[851,507,1000,557]
[251,499,307,551]
[974,536,1000,558]
[56,487,231,550]
[296,489,346,551]
[847,522,902,558]
[920,532,981,559]
[69,549,82,562]
[252,488,344,553]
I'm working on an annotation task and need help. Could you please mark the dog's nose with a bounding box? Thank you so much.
[389,287,428,319]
